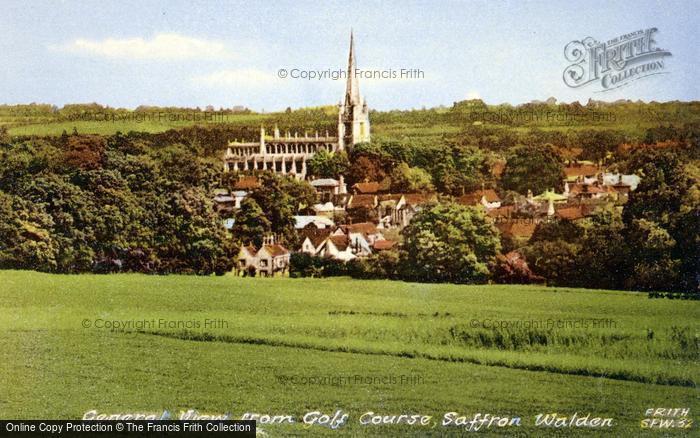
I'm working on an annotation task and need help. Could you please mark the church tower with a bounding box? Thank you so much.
[338,31,370,152]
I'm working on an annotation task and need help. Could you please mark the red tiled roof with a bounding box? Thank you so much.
[373,240,397,250]
[403,193,437,206]
[329,235,349,251]
[486,206,515,219]
[241,245,257,257]
[352,182,381,194]
[555,206,585,221]
[564,165,599,178]
[233,176,260,190]
[348,194,377,209]
[378,194,404,203]
[344,222,378,235]
[263,244,289,257]
[300,228,332,248]
[456,189,500,205]
[496,222,537,238]
[570,183,605,194]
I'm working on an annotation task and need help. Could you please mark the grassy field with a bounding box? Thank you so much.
[0,271,697,435]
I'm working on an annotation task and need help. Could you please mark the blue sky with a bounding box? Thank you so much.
[1,0,698,111]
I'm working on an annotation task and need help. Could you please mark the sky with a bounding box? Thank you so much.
[1,0,698,111]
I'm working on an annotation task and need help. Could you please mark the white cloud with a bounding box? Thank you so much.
[192,69,282,88]
[52,33,234,61]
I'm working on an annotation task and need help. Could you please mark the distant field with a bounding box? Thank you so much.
[3,114,273,136]
[0,271,697,435]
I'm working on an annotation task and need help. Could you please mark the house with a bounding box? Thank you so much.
[567,183,607,200]
[236,245,258,274]
[298,227,332,255]
[346,194,378,223]
[233,175,261,190]
[347,194,378,210]
[339,222,384,245]
[496,221,538,241]
[235,236,290,277]
[213,189,236,213]
[317,235,358,261]
[375,193,437,229]
[310,176,347,202]
[373,239,397,252]
[330,227,374,257]
[602,173,640,191]
[294,215,335,229]
[456,189,501,209]
[312,201,345,219]
[563,162,600,183]
[486,205,516,221]
[377,194,406,228]
[352,181,381,194]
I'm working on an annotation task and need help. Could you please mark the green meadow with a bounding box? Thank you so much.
[0,271,697,435]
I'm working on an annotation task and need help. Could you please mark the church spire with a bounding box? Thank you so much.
[345,30,360,107]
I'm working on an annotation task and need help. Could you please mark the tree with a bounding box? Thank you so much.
[347,155,387,185]
[308,150,349,179]
[390,162,434,193]
[232,198,271,248]
[0,190,58,271]
[623,148,698,292]
[400,202,500,283]
[573,209,631,290]
[492,251,544,284]
[248,173,308,245]
[501,144,564,194]
[522,240,579,287]
[576,129,624,162]
[624,219,680,291]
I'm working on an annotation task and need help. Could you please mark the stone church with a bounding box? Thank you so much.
[223,33,370,179]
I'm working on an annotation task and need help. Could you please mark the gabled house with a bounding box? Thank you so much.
[563,162,600,183]
[235,236,290,277]
[294,215,335,229]
[298,227,332,255]
[456,189,501,209]
[317,234,357,261]
[339,222,384,245]
[310,176,347,202]
[352,181,381,194]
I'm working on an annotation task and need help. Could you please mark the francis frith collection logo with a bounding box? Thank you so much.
[563,28,672,91]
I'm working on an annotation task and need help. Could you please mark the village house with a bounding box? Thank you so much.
[312,201,345,219]
[310,176,347,202]
[563,162,600,183]
[376,193,438,229]
[456,188,502,209]
[294,215,335,230]
[235,236,290,277]
[317,234,363,261]
[299,227,333,255]
[352,180,383,194]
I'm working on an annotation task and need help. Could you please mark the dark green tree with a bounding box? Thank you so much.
[400,202,500,283]
[501,144,565,195]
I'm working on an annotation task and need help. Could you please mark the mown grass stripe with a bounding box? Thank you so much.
[137,329,696,388]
